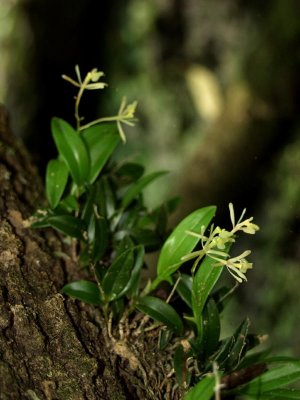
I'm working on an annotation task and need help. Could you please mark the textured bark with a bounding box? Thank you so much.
[0,106,162,400]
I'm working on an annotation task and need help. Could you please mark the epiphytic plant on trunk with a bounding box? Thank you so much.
[31,66,300,399]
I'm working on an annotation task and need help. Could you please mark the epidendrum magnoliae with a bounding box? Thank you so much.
[29,66,300,400]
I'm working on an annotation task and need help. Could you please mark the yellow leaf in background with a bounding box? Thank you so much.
[185,65,223,122]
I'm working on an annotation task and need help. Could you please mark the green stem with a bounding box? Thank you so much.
[75,73,91,131]
[79,115,123,131]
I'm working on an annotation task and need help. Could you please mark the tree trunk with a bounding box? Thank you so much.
[0,106,165,400]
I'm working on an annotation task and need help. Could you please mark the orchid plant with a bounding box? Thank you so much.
[30,66,300,400]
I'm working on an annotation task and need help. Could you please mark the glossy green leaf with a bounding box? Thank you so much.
[102,248,135,301]
[121,171,168,209]
[46,159,69,208]
[154,206,216,288]
[81,185,97,224]
[174,344,191,388]
[184,375,215,400]
[87,214,108,262]
[215,319,250,371]
[192,253,224,335]
[82,123,120,183]
[224,318,250,370]
[51,117,90,185]
[105,244,145,298]
[136,296,183,335]
[176,273,193,309]
[47,214,85,239]
[61,280,102,305]
[200,298,221,358]
[235,361,300,397]
[115,236,135,256]
[59,195,79,212]
[174,344,185,387]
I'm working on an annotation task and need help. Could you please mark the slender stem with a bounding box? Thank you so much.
[218,281,239,305]
[75,72,91,131]
[79,115,124,131]
[166,276,181,304]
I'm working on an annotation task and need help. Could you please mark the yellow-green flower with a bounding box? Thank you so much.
[116,97,138,143]
[209,250,253,283]
[183,203,259,281]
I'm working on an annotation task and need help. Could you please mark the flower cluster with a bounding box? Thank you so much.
[62,65,137,141]
[62,65,107,91]
[181,203,259,283]
[116,96,138,143]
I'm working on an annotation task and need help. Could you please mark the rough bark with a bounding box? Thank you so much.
[0,106,166,400]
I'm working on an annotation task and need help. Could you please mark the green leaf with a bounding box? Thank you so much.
[115,162,145,184]
[224,318,250,370]
[214,319,250,371]
[166,196,181,214]
[174,344,191,388]
[236,361,300,397]
[102,248,135,301]
[131,228,161,251]
[184,375,215,400]
[200,298,221,358]
[61,280,102,305]
[238,349,272,370]
[104,244,145,299]
[47,214,85,239]
[59,195,79,212]
[30,214,50,229]
[154,206,216,288]
[245,388,300,399]
[136,296,183,335]
[264,356,300,364]
[87,214,108,262]
[82,123,120,183]
[97,177,116,218]
[125,245,145,297]
[121,171,168,209]
[154,204,168,236]
[111,297,125,320]
[192,254,224,335]
[51,117,90,185]
[78,244,91,268]
[176,273,193,309]
[115,236,135,256]
[46,159,69,208]
[158,329,173,350]
[117,208,139,231]
[81,185,97,224]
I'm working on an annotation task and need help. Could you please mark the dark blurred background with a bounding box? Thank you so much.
[1,0,300,355]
